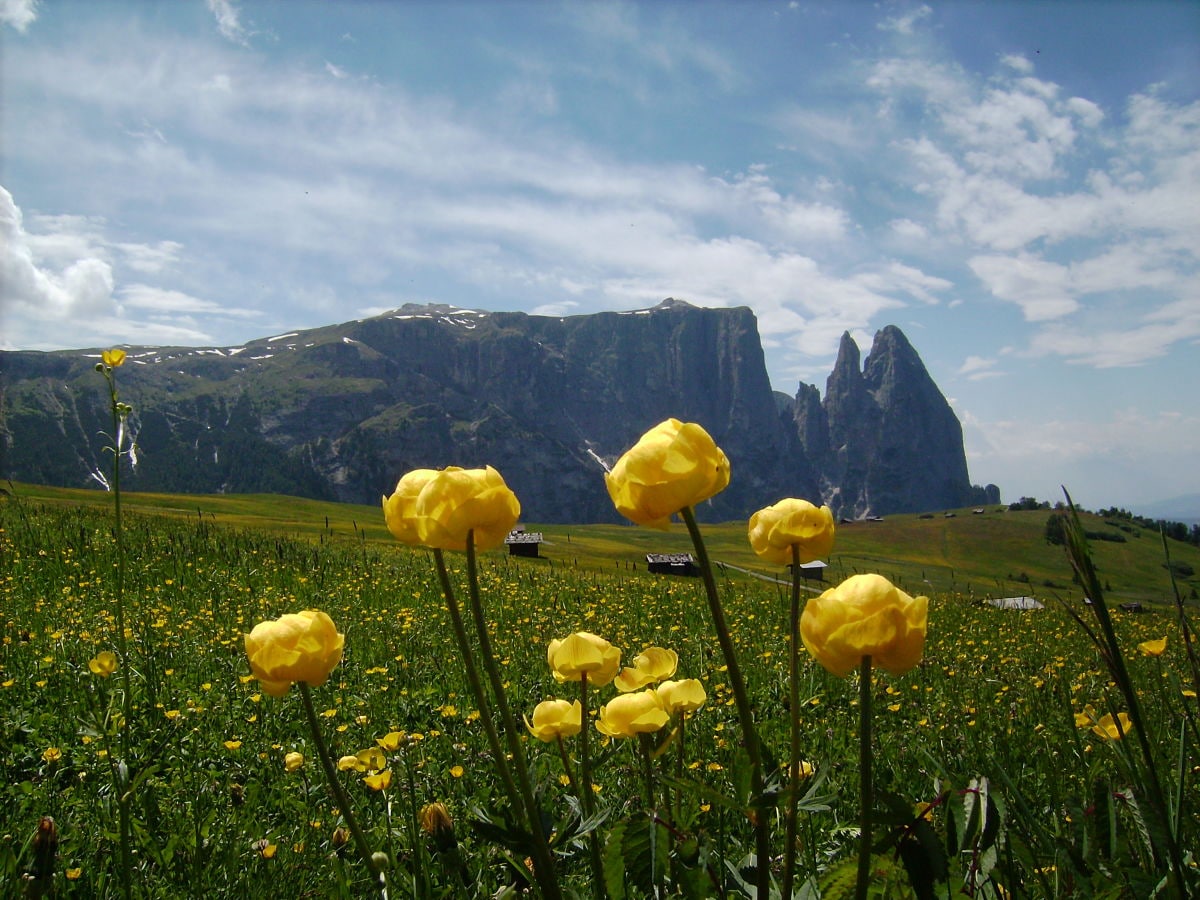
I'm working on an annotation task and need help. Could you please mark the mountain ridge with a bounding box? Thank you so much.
[0,300,997,523]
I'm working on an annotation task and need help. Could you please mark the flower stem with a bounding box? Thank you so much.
[431,552,527,836]
[456,541,563,900]
[101,363,134,900]
[855,656,873,900]
[298,682,387,898]
[782,542,802,900]
[578,673,605,899]
[681,506,770,899]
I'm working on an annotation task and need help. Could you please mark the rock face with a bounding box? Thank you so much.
[0,301,985,522]
[792,326,974,518]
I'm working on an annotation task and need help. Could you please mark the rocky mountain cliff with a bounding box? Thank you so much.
[0,300,995,523]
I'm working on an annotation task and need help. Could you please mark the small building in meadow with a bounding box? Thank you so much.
[987,596,1044,610]
[646,553,699,577]
[788,560,828,581]
[505,531,543,558]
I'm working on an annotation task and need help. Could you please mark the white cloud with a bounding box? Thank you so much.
[207,0,248,46]
[963,406,1200,508]
[957,355,999,379]
[968,254,1077,321]
[117,240,183,275]
[325,61,348,80]
[878,4,931,36]
[0,0,37,32]
[1,186,116,324]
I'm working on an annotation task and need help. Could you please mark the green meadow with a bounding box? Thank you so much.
[2,481,1198,897]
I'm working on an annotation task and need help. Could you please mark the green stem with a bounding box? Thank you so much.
[298,683,387,897]
[1063,497,1184,892]
[554,736,579,797]
[431,551,525,829]
[578,674,606,899]
[102,364,134,900]
[782,543,802,900]
[855,657,873,900]
[452,542,562,900]
[639,733,663,899]
[681,506,770,899]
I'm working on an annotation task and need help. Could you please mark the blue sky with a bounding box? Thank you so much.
[3,0,1198,512]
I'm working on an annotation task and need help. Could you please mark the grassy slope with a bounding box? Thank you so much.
[6,481,1198,605]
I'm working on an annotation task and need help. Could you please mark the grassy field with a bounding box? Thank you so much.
[2,482,1197,897]
[9,480,1199,605]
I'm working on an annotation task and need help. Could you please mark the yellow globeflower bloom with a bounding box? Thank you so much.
[381,469,439,545]
[605,418,730,528]
[363,769,393,791]
[101,348,126,368]
[596,690,670,738]
[524,699,583,741]
[800,574,928,677]
[243,610,344,698]
[284,751,305,773]
[747,498,835,566]
[614,646,679,692]
[382,466,520,551]
[547,632,621,686]
[1092,712,1133,741]
[656,678,707,715]
[88,650,118,677]
[1138,637,1167,657]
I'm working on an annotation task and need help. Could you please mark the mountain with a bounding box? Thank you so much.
[0,300,992,523]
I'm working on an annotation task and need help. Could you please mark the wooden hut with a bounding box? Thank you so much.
[505,531,543,558]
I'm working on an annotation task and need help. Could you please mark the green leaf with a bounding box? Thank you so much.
[603,813,668,900]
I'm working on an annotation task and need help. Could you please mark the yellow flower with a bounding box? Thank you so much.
[1092,711,1133,741]
[524,699,583,741]
[382,465,520,551]
[101,348,126,368]
[795,761,815,780]
[224,740,242,750]
[381,469,439,545]
[377,731,405,752]
[800,574,928,677]
[66,868,82,880]
[284,751,305,772]
[1139,637,1167,657]
[243,610,344,698]
[747,498,835,565]
[338,755,364,772]
[596,690,670,738]
[42,747,62,763]
[614,646,679,692]
[363,769,392,791]
[88,650,118,677]
[656,678,707,715]
[605,418,730,528]
[356,747,387,772]
[547,632,621,686]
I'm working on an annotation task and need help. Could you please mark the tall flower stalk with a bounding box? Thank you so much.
[681,506,771,897]
[95,348,135,900]
[605,418,772,897]
[747,497,835,899]
[800,573,928,898]
[244,610,386,896]
[383,466,561,899]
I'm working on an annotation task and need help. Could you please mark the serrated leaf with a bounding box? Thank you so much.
[603,813,668,900]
